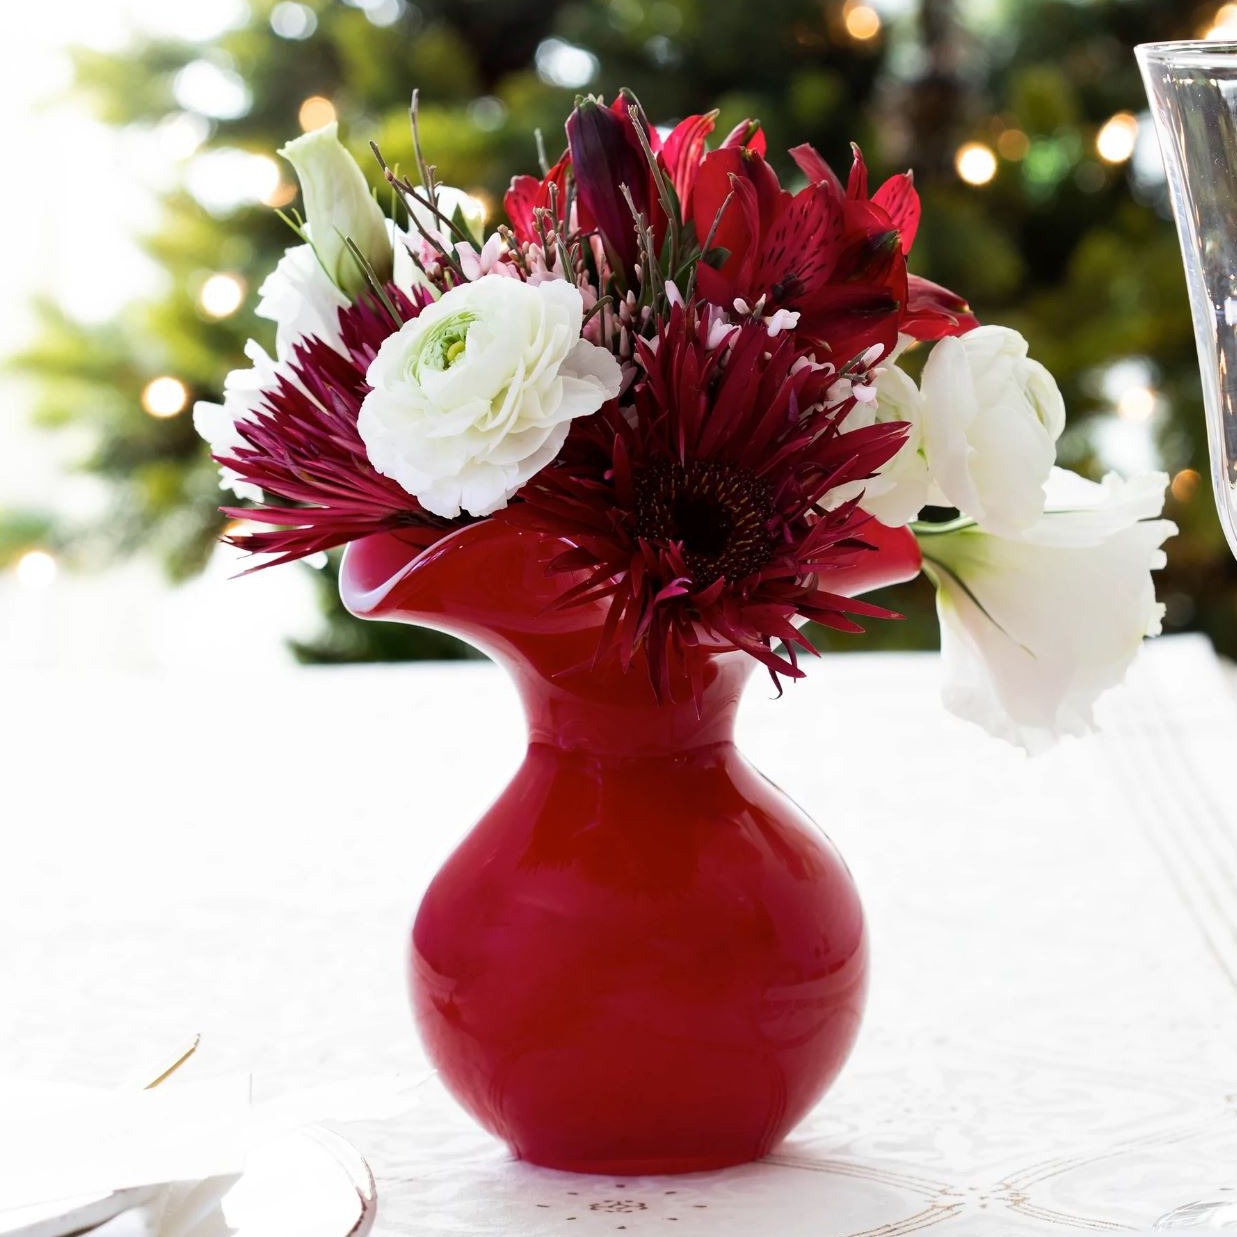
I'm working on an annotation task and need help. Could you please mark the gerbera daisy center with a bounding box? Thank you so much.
[634,456,776,587]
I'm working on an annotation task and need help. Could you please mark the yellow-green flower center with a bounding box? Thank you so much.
[417,311,476,374]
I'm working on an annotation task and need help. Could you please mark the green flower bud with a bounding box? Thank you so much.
[279,122,393,298]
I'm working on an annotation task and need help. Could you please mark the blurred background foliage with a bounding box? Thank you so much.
[7,0,1233,659]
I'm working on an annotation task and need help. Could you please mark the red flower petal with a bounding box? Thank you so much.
[872,173,921,254]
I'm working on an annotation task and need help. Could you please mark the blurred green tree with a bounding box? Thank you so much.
[8,0,1232,657]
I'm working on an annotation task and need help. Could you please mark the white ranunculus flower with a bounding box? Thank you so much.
[193,339,283,501]
[278,121,392,297]
[256,242,351,358]
[919,469,1175,753]
[832,363,933,526]
[357,274,622,518]
[919,325,1066,536]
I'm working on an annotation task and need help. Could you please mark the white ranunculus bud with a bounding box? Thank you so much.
[357,274,622,519]
[919,469,1175,753]
[278,122,393,297]
[919,325,1066,536]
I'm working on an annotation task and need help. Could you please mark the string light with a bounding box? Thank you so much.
[955,142,998,186]
[298,95,337,132]
[1095,112,1138,164]
[198,273,246,318]
[142,377,189,418]
[842,0,882,41]
[15,549,57,590]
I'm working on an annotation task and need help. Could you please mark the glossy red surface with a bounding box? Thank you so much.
[339,519,921,1174]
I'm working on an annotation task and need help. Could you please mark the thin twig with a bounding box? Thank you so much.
[408,89,433,195]
[582,294,615,329]
[343,236,404,328]
[626,100,681,279]
[370,141,467,281]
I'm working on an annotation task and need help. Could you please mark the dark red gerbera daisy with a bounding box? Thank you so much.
[215,285,467,567]
[504,302,910,698]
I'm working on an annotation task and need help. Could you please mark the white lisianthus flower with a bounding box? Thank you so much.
[357,274,622,518]
[192,339,283,500]
[256,242,352,358]
[831,363,933,526]
[919,325,1066,536]
[919,469,1175,753]
[278,122,392,297]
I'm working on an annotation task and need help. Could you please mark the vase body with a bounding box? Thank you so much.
[340,519,921,1174]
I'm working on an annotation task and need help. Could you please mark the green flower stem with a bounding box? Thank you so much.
[910,517,978,538]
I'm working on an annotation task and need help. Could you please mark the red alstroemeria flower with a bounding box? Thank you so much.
[789,142,978,341]
[503,153,572,248]
[528,93,763,278]
[505,303,910,698]
[692,143,977,366]
[216,287,461,567]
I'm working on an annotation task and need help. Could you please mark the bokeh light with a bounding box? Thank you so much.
[1096,112,1139,165]
[1204,2,1237,39]
[186,150,282,213]
[1171,468,1203,502]
[955,142,998,186]
[173,59,251,120]
[843,1,882,41]
[997,128,1030,161]
[15,549,57,590]
[298,95,336,132]
[1117,385,1157,423]
[535,38,599,89]
[141,376,189,418]
[270,2,317,38]
[198,273,246,318]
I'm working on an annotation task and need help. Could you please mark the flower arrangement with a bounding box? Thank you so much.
[196,91,1174,752]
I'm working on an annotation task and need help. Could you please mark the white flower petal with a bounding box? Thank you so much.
[192,339,288,501]
[922,470,1175,752]
[919,325,1066,534]
[828,361,932,527]
[256,243,351,359]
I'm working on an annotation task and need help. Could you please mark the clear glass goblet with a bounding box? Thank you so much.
[1138,38,1237,1232]
[1139,40,1237,561]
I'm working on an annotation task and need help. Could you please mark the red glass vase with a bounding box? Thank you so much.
[339,518,921,1174]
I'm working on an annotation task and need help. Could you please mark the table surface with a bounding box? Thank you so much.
[3,635,1236,1236]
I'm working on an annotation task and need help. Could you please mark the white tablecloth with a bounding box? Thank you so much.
[3,636,1236,1234]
